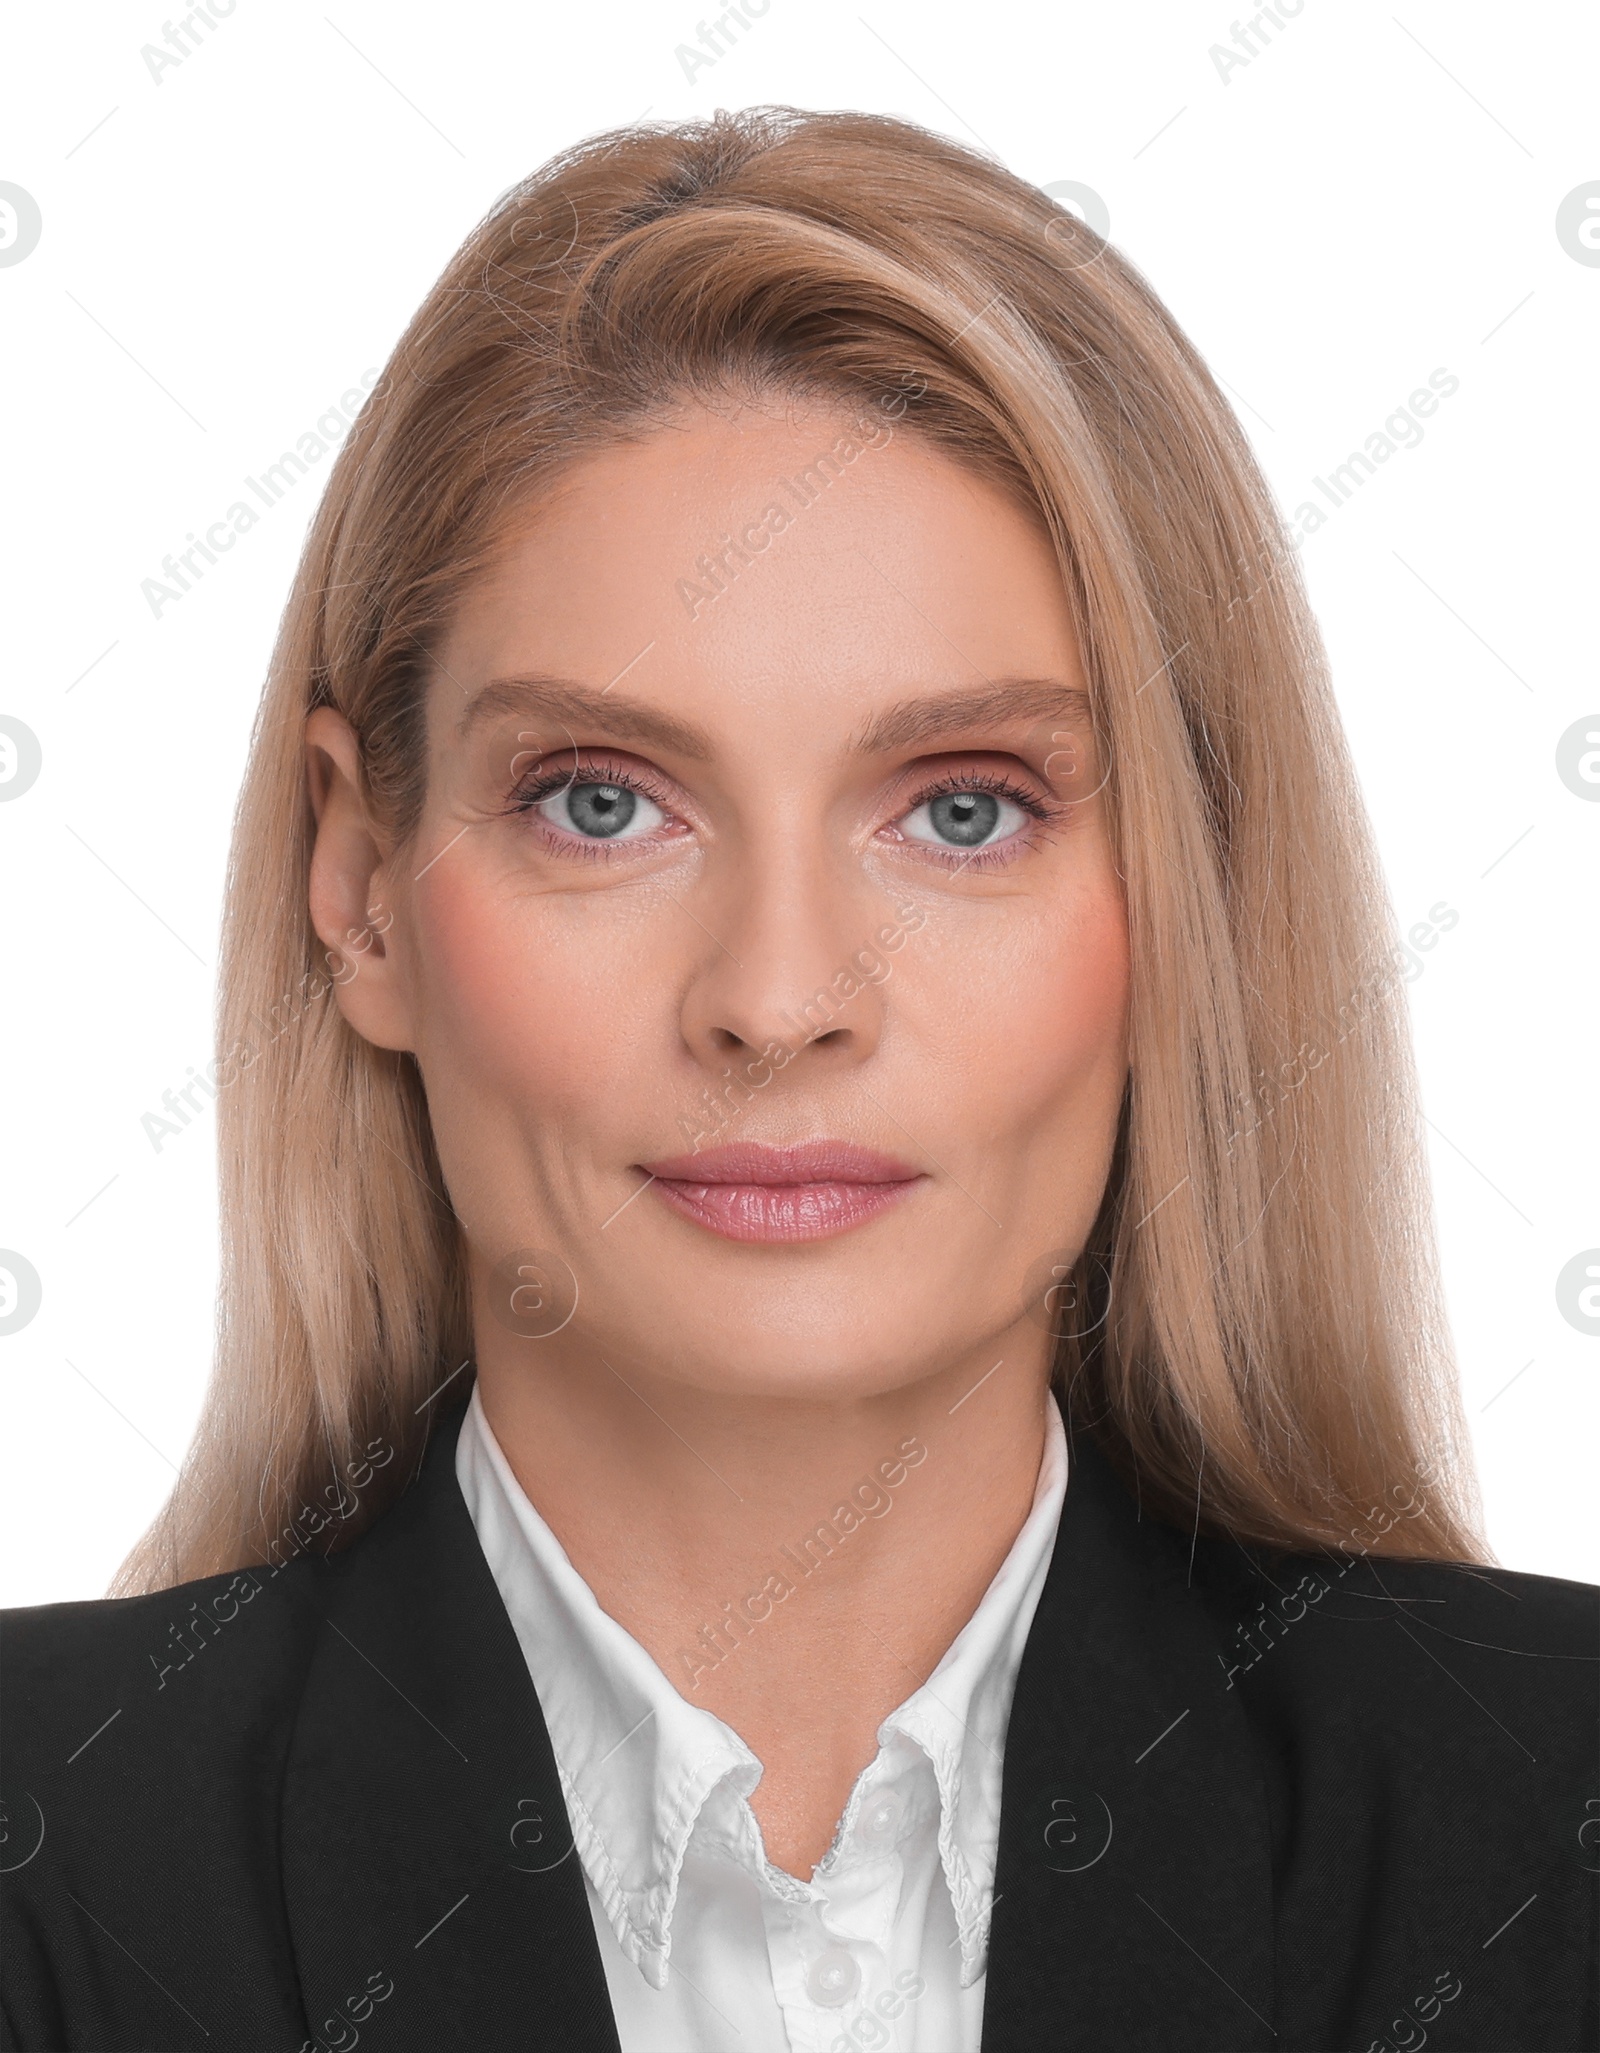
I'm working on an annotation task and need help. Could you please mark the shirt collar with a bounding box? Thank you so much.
[455,1382,1068,1990]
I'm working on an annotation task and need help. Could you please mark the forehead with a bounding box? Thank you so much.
[430,403,1086,753]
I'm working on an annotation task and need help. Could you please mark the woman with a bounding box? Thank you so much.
[2,108,1593,2053]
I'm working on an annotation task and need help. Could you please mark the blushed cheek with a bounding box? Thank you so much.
[409,869,665,1120]
[988,887,1130,1123]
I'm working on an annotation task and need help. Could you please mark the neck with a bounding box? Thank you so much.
[471,1324,1054,1876]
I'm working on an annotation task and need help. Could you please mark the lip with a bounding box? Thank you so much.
[636,1140,926,1243]
[640,1142,921,1185]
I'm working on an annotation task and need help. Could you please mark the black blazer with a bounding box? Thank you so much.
[4,1389,1596,2052]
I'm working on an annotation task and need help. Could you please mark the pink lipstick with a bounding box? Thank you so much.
[636,1140,925,1244]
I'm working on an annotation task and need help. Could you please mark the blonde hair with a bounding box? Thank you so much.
[114,106,1484,1594]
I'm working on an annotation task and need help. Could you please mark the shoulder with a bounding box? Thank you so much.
[1191,1535,1598,1788]
[2,1555,364,2047]
[1,1564,336,2048]
[2,1412,465,1782]
[1174,1543,1599,2043]
[1199,1538,1598,1655]
[2,1554,329,1778]
[1194,1532,1598,1679]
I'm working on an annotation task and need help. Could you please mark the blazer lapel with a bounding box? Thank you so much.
[280,1392,621,2052]
[982,1409,1277,2051]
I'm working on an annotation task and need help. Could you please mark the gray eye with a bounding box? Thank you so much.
[901,788,1026,849]
[538,780,663,841]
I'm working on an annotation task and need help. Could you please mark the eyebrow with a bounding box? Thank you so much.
[851,681,1093,754]
[458,676,713,758]
[457,674,1093,759]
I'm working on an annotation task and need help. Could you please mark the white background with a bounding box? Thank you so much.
[2,0,1595,1606]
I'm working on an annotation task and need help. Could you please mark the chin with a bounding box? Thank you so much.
[613,1278,974,1399]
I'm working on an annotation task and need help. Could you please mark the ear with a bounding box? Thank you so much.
[305,707,416,1053]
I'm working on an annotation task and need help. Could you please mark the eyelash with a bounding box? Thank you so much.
[504,757,681,863]
[897,770,1062,870]
[504,756,1065,867]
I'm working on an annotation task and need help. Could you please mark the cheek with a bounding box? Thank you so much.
[1042,888,1130,1071]
[946,883,1130,1119]
[408,866,673,1109]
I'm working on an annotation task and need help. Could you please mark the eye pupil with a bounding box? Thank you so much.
[567,782,636,838]
[929,790,1000,846]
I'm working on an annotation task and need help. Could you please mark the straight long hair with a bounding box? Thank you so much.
[114,106,1484,1593]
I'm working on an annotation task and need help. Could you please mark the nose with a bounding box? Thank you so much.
[676,858,889,1081]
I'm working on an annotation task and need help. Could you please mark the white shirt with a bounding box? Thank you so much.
[456,1383,1067,2053]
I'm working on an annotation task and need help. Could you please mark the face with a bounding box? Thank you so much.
[308,399,1130,1402]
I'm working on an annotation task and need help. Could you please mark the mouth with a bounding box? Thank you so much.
[634,1140,927,1244]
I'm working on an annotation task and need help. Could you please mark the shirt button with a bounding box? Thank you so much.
[807,1945,861,2008]
[857,1787,903,1846]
